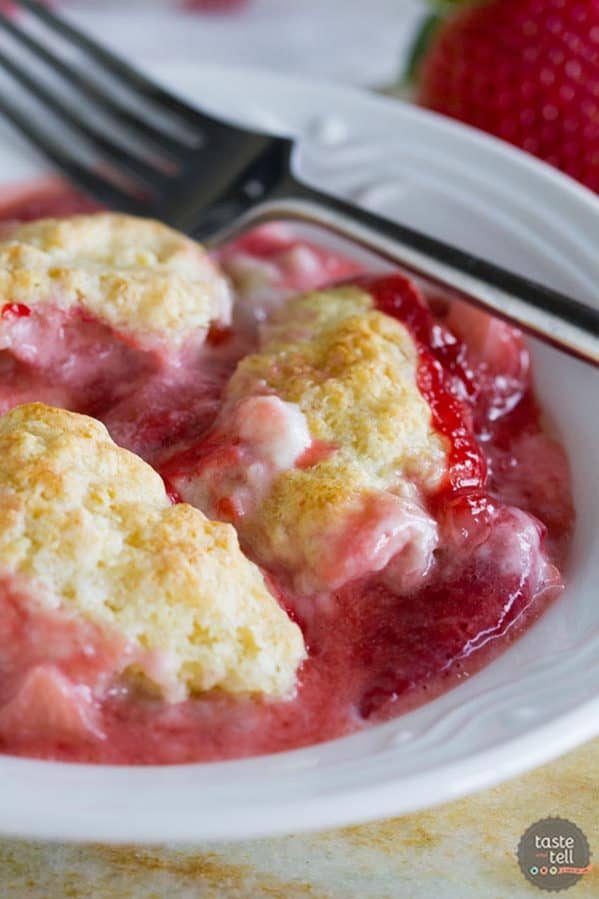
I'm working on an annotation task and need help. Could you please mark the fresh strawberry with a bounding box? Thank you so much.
[412,0,599,192]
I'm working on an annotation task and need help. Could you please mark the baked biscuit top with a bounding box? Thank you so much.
[170,286,448,593]
[0,214,231,349]
[228,286,447,490]
[0,404,305,700]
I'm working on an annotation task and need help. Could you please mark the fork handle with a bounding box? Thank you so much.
[210,179,599,367]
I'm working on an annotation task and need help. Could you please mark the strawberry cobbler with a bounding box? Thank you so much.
[0,183,573,763]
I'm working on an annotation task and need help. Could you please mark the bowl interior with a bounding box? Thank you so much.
[0,63,596,842]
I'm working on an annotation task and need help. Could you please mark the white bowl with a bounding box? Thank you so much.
[0,63,597,844]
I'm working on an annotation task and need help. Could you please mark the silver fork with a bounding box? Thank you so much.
[0,0,597,366]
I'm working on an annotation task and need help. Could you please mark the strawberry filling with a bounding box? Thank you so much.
[361,273,488,493]
[0,304,164,419]
[0,183,574,765]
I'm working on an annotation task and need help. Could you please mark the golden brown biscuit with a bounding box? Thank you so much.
[0,404,305,700]
[228,286,446,487]
[172,286,447,593]
[0,214,231,349]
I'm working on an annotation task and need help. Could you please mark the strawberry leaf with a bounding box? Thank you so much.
[403,10,446,84]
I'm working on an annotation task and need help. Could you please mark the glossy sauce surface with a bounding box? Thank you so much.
[0,182,573,764]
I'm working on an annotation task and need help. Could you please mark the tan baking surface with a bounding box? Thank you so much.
[0,738,596,898]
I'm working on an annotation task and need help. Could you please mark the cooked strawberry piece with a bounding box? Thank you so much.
[0,666,103,744]
[363,274,487,493]
[1,303,30,319]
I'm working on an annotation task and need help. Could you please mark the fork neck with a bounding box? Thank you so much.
[182,138,299,240]
[205,163,599,367]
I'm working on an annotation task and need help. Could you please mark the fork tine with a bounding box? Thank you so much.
[0,45,170,192]
[0,8,193,158]
[0,91,150,215]
[14,0,231,134]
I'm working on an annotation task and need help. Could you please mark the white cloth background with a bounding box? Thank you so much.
[61,0,425,87]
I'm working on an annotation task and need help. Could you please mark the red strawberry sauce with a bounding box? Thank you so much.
[361,273,487,493]
[1,303,31,319]
[0,181,573,764]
